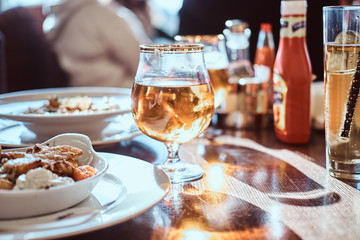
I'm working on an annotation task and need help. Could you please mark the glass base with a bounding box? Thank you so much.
[158,161,204,183]
[328,170,360,181]
[327,156,360,181]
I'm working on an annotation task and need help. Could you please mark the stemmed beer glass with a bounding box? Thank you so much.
[131,44,215,183]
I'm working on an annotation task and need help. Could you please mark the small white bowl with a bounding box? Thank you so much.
[0,133,109,219]
[0,87,131,139]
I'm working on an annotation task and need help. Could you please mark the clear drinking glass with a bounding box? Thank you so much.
[131,44,215,183]
[323,6,360,180]
[174,35,230,109]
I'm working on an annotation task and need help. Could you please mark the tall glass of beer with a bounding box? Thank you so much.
[323,6,360,180]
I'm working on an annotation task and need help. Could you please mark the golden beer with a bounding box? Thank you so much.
[132,79,215,144]
[325,44,360,178]
[207,68,230,108]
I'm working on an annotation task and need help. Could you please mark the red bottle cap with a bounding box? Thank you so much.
[260,23,272,32]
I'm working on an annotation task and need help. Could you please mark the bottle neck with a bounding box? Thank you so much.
[279,15,307,39]
[279,1,307,39]
[257,31,275,49]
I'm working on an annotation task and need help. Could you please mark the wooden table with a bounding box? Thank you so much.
[60,125,360,240]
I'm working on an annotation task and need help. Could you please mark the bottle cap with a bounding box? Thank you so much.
[225,19,249,33]
[281,0,307,15]
[260,23,272,32]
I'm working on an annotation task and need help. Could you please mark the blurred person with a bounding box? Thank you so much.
[0,5,69,92]
[117,0,154,38]
[43,0,152,88]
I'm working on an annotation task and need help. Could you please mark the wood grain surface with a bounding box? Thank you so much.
[58,127,360,240]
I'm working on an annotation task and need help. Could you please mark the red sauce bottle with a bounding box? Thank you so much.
[273,0,312,144]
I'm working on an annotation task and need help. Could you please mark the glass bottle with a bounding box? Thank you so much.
[255,23,275,77]
[215,20,272,129]
[273,0,312,144]
[254,23,275,114]
[224,19,251,61]
[223,19,254,79]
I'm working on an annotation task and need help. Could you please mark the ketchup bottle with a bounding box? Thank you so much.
[273,0,312,144]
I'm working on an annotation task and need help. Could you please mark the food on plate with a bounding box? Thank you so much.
[0,144,98,190]
[25,95,121,114]
[73,165,97,181]
[14,168,74,190]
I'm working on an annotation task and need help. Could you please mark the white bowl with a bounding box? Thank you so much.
[0,87,131,139]
[0,133,109,219]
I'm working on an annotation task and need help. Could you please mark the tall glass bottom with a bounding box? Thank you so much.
[327,147,360,181]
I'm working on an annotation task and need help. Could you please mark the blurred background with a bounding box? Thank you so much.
[0,0,358,93]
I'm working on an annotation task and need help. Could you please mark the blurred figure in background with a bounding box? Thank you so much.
[43,0,152,88]
[116,0,154,38]
[0,5,69,92]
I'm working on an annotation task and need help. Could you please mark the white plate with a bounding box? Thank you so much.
[0,153,171,240]
[0,133,109,219]
[0,113,142,148]
[0,87,132,140]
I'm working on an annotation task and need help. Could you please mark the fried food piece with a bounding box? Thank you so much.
[2,157,49,182]
[23,144,81,177]
[26,96,93,114]
[27,144,83,161]
[0,143,26,161]
[1,152,26,160]
[59,96,92,112]
[1,144,85,187]
[47,159,78,177]
[47,96,60,109]
[0,178,14,190]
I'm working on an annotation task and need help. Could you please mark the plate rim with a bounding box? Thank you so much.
[0,122,142,148]
[0,87,131,98]
[0,87,132,120]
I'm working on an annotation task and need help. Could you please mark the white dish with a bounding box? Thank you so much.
[0,87,132,139]
[0,153,171,240]
[0,133,109,219]
[0,114,142,148]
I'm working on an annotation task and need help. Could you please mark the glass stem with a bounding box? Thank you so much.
[165,142,181,165]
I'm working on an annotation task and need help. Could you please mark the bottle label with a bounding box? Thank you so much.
[280,16,306,38]
[273,72,287,130]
